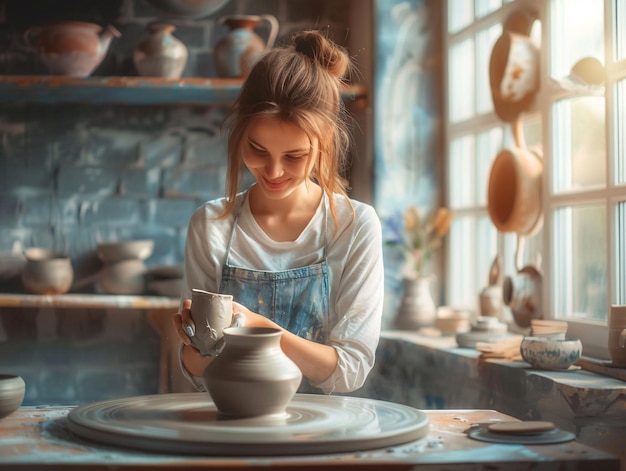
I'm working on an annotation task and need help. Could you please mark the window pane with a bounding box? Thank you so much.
[616,79,626,185]
[476,214,499,289]
[552,97,606,193]
[616,0,626,61]
[618,202,626,305]
[553,205,607,322]
[552,0,604,79]
[448,216,475,307]
[476,24,502,114]
[449,136,475,208]
[448,0,474,33]
[475,0,501,18]
[448,39,475,122]
[476,127,503,206]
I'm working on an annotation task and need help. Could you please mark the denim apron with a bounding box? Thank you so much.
[218,192,331,393]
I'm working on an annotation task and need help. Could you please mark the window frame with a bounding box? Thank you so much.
[443,0,626,359]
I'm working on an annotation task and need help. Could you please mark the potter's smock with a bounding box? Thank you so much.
[183,190,384,394]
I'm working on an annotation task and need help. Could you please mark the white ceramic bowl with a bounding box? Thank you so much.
[0,374,25,419]
[435,307,471,335]
[520,336,582,370]
[97,240,154,264]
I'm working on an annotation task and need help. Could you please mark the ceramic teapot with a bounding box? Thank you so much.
[24,21,121,77]
[213,14,279,78]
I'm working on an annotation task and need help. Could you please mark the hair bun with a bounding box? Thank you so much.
[293,31,350,79]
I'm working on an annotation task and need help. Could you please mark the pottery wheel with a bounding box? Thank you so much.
[67,393,429,456]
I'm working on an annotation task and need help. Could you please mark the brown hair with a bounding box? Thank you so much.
[220,30,355,227]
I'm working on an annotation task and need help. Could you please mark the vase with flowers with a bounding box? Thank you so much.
[386,206,454,330]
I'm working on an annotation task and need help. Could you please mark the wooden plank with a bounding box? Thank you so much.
[0,293,179,310]
[576,356,626,382]
[0,76,367,106]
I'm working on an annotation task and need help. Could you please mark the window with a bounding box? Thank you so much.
[444,0,625,358]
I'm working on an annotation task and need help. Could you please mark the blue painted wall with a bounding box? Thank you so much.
[374,0,443,328]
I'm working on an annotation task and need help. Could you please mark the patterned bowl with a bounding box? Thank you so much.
[520,336,582,370]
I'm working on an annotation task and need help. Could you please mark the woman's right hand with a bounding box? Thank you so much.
[173,299,195,345]
[173,299,213,377]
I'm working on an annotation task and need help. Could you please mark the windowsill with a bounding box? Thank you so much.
[355,330,625,462]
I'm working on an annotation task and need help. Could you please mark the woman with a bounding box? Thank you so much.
[173,30,383,394]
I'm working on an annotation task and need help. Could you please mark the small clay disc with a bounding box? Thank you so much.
[487,421,556,435]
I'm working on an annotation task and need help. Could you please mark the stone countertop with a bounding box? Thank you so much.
[0,405,619,470]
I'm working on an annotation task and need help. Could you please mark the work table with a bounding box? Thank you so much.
[0,405,619,470]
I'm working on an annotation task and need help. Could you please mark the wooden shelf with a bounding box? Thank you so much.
[0,293,179,310]
[0,76,368,106]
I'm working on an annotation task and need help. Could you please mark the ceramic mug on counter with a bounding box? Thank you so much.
[608,305,626,366]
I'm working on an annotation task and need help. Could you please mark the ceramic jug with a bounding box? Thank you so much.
[502,265,542,327]
[203,326,302,418]
[22,248,73,295]
[133,23,188,79]
[24,21,121,77]
[213,14,279,78]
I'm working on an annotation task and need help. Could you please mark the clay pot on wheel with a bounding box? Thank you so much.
[22,248,73,295]
[24,21,121,77]
[203,327,302,418]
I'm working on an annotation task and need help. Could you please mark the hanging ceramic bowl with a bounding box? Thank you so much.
[489,9,540,123]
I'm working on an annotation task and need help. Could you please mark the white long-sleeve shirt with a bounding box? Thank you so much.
[183,190,384,393]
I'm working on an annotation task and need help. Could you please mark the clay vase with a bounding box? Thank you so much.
[213,14,279,78]
[24,21,121,77]
[203,327,302,418]
[479,255,504,318]
[133,24,188,79]
[395,275,437,330]
[21,248,74,295]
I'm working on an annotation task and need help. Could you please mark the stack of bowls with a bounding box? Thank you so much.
[530,319,568,339]
[97,240,154,295]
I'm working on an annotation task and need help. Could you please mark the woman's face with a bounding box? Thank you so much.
[242,117,318,200]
